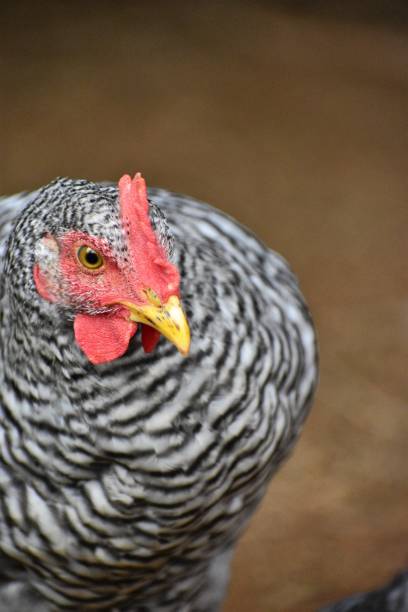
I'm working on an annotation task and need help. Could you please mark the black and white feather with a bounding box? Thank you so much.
[0,179,318,611]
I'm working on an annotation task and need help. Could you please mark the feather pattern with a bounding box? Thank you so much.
[0,179,318,611]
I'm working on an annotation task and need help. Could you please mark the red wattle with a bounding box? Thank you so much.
[74,313,137,365]
[141,326,161,353]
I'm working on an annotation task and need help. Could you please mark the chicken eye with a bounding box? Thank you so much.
[77,246,104,270]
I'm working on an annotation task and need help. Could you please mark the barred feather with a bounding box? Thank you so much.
[0,179,318,611]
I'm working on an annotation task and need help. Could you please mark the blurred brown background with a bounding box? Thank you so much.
[1,1,407,610]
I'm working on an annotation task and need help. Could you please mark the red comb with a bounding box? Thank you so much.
[118,173,180,301]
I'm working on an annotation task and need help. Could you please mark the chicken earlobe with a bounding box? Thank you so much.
[33,235,61,302]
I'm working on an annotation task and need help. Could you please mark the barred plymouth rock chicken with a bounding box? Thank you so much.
[321,571,408,611]
[0,173,318,611]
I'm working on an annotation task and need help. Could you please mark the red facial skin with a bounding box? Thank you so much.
[34,173,180,365]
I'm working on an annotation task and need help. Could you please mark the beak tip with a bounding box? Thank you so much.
[118,294,191,356]
[176,329,191,357]
[179,343,191,357]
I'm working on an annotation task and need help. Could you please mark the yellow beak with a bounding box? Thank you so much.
[118,294,190,356]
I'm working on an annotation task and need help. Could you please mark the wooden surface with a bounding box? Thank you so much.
[1,2,407,610]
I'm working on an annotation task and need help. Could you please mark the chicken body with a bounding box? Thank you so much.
[321,571,408,612]
[0,178,317,611]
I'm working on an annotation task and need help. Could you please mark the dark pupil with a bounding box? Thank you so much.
[85,250,99,265]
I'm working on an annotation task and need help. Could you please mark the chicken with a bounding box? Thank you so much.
[321,571,408,612]
[0,173,318,611]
